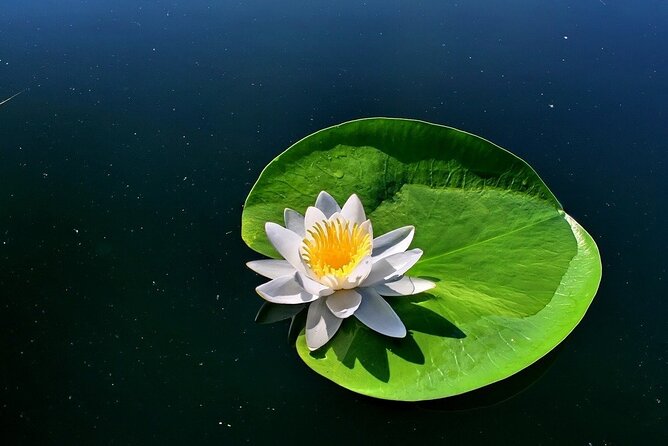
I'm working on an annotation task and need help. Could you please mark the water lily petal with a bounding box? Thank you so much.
[359,219,373,239]
[315,191,341,217]
[265,222,305,273]
[342,256,372,289]
[304,206,328,231]
[284,208,305,236]
[372,226,414,261]
[354,288,406,338]
[325,289,362,318]
[246,259,295,279]
[340,194,366,224]
[256,274,319,304]
[327,211,344,225]
[362,248,424,286]
[296,272,334,297]
[371,276,435,296]
[305,298,343,350]
[317,274,342,290]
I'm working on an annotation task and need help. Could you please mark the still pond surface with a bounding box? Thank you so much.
[1,1,665,444]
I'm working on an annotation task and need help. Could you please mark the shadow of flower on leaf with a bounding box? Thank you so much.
[393,298,466,339]
[311,292,465,383]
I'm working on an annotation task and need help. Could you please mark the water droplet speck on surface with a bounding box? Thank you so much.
[332,170,344,179]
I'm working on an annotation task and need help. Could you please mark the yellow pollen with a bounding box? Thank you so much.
[301,219,372,281]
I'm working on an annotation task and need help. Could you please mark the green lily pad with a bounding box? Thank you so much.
[241,118,601,401]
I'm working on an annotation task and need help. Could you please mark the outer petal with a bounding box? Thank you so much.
[265,222,305,273]
[372,226,414,262]
[246,259,296,280]
[296,272,335,297]
[304,206,328,232]
[340,194,366,224]
[305,298,343,350]
[361,248,424,287]
[371,276,435,296]
[284,209,305,236]
[354,288,406,338]
[256,274,319,304]
[325,289,362,318]
[315,191,341,218]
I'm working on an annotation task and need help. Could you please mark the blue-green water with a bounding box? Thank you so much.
[1,1,665,444]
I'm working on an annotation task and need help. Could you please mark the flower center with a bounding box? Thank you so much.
[300,219,372,281]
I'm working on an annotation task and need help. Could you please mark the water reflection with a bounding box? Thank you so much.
[416,344,561,411]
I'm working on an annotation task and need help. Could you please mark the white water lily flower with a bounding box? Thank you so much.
[247,191,435,351]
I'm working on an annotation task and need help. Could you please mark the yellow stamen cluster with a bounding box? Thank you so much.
[301,219,372,282]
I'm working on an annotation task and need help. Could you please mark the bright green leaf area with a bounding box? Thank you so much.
[242,118,601,401]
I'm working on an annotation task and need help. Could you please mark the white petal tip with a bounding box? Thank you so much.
[282,208,296,221]
[340,194,366,223]
[389,328,407,338]
[305,335,329,351]
[383,323,407,338]
[264,221,279,232]
[255,286,278,302]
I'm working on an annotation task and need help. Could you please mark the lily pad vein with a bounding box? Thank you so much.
[418,213,562,265]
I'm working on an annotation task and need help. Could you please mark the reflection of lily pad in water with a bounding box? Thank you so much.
[417,343,564,412]
[242,118,601,401]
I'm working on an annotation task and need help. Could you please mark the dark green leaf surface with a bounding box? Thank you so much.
[242,118,601,400]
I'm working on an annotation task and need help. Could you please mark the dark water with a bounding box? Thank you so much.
[1,1,665,444]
